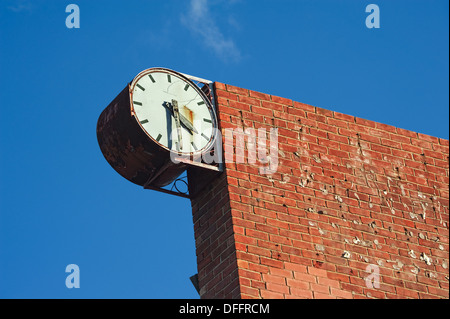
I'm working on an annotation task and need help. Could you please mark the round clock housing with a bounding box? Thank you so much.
[130,68,217,155]
[96,67,218,188]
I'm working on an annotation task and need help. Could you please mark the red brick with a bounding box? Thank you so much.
[330,288,353,299]
[293,272,316,284]
[260,290,284,299]
[249,90,271,101]
[285,263,308,273]
[427,286,450,298]
[240,286,260,298]
[307,112,327,123]
[271,95,292,105]
[293,101,315,113]
[228,99,251,111]
[286,278,310,290]
[355,117,376,128]
[381,138,402,149]
[395,287,419,298]
[316,107,333,117]
[307,266,328,278]
[328,148,349,158]
[439,138,449,146]
[270,268,293,278]
[214,82,227,91]
[411,138,433,150]
[290,288,313,299]
[191,82,449,300]
[327,117,349,128]
[317,277,340,289]
[239,95,261,106]
[376,122,397,133]
[334,111,355,122]
[390,133,411,144]
[238,269,262,281]
[226,84,248,96]
[313,292,335,299]
[266,282,289,294]
[262,101,285,114]
[260,257,284,269]
[311,283,331,294]
[397,127,418,138]
[263,274,286,285]
[251,105,273,116]
[417,133,440,144]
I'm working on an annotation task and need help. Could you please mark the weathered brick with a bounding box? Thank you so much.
[190,82,449,300]
[227,84,249,96]
[330,288,353,299]
[239,95,262,106]
[251,105,273,116]
[249,89,271,101]
[271,95,292,106]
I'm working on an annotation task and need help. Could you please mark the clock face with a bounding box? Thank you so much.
[130,69,217,155]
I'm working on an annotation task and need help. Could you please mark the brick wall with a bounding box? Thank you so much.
[190,82,449,299]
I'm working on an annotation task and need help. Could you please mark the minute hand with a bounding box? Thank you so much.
[171,99,183,150]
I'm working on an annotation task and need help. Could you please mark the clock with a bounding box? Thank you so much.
[96,67,219,190]
[130,68,217,155]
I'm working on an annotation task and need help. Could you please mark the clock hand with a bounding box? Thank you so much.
[162,101,197,135]
[179,111,198,134]
[171,99,183,151]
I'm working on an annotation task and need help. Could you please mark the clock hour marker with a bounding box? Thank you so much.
[136,84,145,91]
[197,101,205,105]
[184,84,190,91]
[191,142,198,151]
[148,74,156,83]
[203,118,212,123]
[201,133,210,141]
[167,74,171,83]
[134,101,143,106]
[140,119,149,124]
[156,134,162,142]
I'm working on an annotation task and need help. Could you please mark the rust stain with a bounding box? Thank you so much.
[184,105,194,124]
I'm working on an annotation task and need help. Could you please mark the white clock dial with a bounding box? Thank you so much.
[130,69,216,154]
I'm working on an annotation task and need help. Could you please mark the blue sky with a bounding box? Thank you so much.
[0,0,448,298]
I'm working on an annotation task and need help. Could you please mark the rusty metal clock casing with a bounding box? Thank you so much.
[96,84,187,188]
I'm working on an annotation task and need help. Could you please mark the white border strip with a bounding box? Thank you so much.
[179,72,213,84]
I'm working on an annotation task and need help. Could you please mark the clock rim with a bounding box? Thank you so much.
[129,67,218,156]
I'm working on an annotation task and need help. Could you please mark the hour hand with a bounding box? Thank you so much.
[162,101,197,134]
[179,113,198,134]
